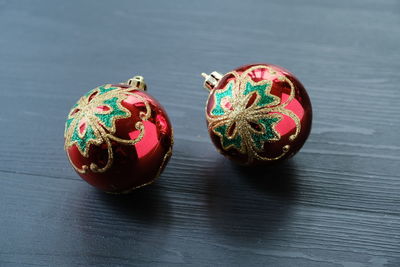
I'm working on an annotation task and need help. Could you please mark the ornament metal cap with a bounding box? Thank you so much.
[126,75,147,91]
[201,71,222,91]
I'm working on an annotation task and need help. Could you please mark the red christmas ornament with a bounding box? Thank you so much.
[202,64,312,165]
[64,76,173,193]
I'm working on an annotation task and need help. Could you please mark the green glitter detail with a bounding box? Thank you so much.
[211,82,234,116]
[243,81,275,107]
[214,124,242,149]
[94,97,127,128]
[65,103,79,134]
[84,85,118,98]
[65,118,74,133]
[251,117,279,149]
[71,124,97,153]
[98,85,119,95]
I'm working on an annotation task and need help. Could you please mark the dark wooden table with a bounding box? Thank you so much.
[1,0,399,266]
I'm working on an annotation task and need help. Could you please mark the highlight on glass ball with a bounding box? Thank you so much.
[201,63,312,166]
[64,76,173,193]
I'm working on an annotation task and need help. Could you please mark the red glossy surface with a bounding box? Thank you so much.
[66,84,173,193]
[206,63,312,165]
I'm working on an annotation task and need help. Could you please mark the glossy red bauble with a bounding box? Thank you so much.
[64,77,173,193]
[202,64,312,165]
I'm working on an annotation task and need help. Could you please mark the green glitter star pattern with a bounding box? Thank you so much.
[209,78,281,153]
[64,82,153,174]
[206,65,302,163]
[84,85,119,98]
[65,117,74,135]
[64,84,131,157]
[71,124,97,154]
[243,81,276,107]
[95,97,128,128]
[206,65,301,163]
[214,124,242,150]
[251,117,280,150]
[211,82,234,116]
[98,85,119,95]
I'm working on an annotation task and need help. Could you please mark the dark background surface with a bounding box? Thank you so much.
[0,0,399,266]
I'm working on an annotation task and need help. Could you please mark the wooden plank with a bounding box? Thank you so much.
[0,0,399,266]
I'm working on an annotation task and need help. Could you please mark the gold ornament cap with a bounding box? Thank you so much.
[201,71,223,91]
[126,75,147,91]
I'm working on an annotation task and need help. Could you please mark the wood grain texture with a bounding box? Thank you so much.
[0,0,399,266]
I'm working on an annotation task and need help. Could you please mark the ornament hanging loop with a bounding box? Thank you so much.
[201,71,222,91]
[126,76,147,91]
